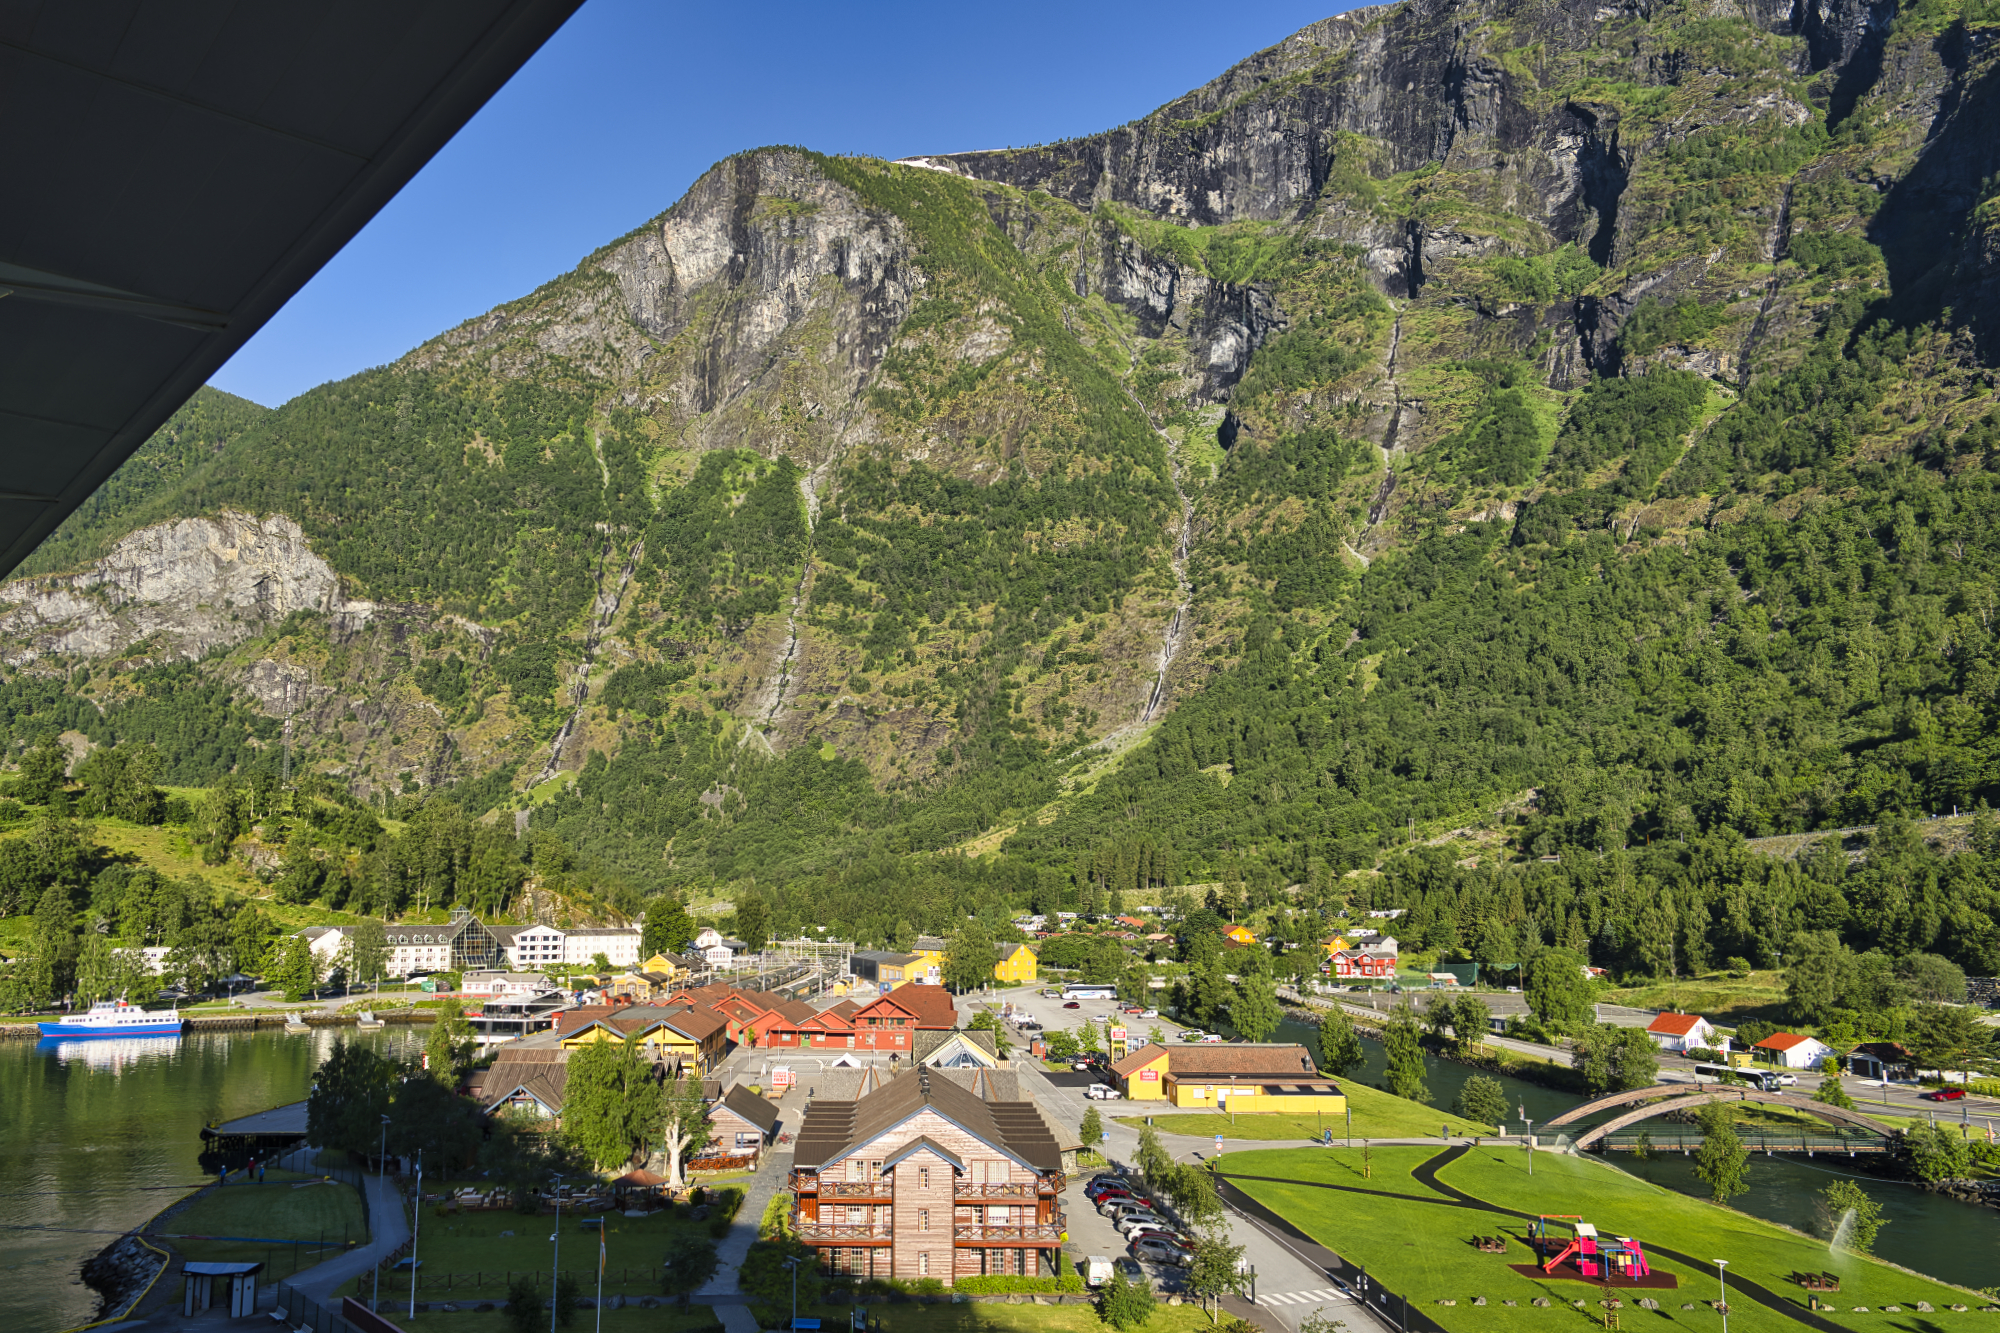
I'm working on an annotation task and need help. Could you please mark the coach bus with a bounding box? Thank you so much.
[1692,1063,1793,1092]
[1062,983,1117,1000]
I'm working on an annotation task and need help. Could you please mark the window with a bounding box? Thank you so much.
[846,1159,862,1182]
[918,1166,928,1190]
[919,1252,928,1276]
[919,1209,929,1232]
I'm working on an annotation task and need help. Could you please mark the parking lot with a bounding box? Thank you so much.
[980,985,1198,1070]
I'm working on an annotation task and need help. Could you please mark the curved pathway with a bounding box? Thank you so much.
[1220,1147,1851,1331]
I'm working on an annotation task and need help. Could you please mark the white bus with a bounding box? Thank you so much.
[1063,983,1116,1000]
[1693,1064,1790,1092]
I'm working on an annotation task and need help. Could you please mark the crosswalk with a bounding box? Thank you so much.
[1251,1288,1353,1307]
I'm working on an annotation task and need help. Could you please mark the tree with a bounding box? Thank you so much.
[642,900,696,959]
[269,935,322,1001]
[503,1276,543,1333]
[1081,1105,1104,1149]
[659,1235,721,1307]
[1572,1024,1658,1095]
[1894,953,1967,1004]
[966,1009,1012,1058]
[389,1071,484,1171]
[425,999,477,1079]
[1524,947,1594,1033]
[1044,1028,1079,1062]
[1910,1003,1991,1085]
[1162,1161,1224,1233]
[1382,1003,1430,1104]
[943,920,995,993]
[1445,994,1491,1055]
[1784,931,1856,1026]
[1135,1124,1173,1186]
[735,896,770,953]
[348,919,387,988]
[564,1035,663,1169]
[1692,1101,1749,1202]
[74,931,115,1006]
[1902,1121,1973,1184]
[1231,971,1281,1042]
[1815,1179,1886,1253]
[1101,1270,1158,1330]
[741,1237,822,1326]
[1316,1006,1365,1076]
[307,1042,398,1158]
[659,1075,712,1186]
[16,735,69,806]
[1186,1233,1246,1324]
[1813,1076,1855,1110]
[1191,956,1232,1028]
[1452,1075,1509,1130]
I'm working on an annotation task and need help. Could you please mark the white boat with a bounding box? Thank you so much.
[37,998,184,1038]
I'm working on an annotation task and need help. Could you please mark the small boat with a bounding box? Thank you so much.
[284,1015,310,1033]
[37,998,184,1039]
[355,1010,384,1029]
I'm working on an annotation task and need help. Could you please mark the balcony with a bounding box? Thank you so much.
[953,1182,1040,1201]
[792,1214,893,1243]
[954,1219,1066,1244]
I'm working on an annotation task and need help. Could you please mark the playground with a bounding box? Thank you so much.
[1222,1144,1990,1331]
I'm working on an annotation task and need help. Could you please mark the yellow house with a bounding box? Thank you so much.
[1110,1044,1172,1101]
[556,1004,729,1075]
[993,941,1039,984]
[1321,935,1353,957]
[911,936,947,984]
[1112,1042,1346,1115]
[1224,924,1258,945]
[641,953,686,978]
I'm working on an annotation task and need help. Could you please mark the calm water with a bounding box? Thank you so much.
[0,1026,421,1331]
[1266,1014,2000,1291]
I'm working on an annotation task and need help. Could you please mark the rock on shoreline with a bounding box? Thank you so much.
[81,1235,165,1322]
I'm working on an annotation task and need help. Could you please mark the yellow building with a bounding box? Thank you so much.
[1224,924,1258,945]
[993,941,1039,984]
[911,936,947,985]
[1321,935,1354,957]
[1109,1042,1345,1115]
[555,1004,729,1075]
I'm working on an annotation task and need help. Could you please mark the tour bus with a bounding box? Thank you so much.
[1692,1063,1791,1092]
[1062,983,1117,1000]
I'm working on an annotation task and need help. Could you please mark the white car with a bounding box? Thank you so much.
[1085,1085,1123,1100]
[1197,1033,1224,1044]
[1140,1008,1158,1019]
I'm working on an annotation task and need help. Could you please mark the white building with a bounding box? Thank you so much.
[1753,1031,1834,1070]
[561,927,641,969]
[491,923,566,971]
[1644,1012,1719,1053]
[690,926,747,970]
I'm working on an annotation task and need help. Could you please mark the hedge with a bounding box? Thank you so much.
[951,1275,1087,1295]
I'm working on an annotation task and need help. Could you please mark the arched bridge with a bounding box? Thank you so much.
[1544,1084,1895,1150]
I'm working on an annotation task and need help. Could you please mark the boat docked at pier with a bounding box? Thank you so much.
[36,998,184,1038]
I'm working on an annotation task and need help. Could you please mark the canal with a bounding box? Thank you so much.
[0,1026,421,1331]
[1268,1012,2000,1292]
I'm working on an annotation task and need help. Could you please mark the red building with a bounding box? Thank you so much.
[1330,949,1397,979]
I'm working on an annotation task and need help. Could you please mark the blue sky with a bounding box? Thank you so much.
[213,0,1352,408]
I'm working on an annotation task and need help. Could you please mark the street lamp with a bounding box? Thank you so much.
[408,1149,423,1319]
[373,1115,390,1311]
[1523,1117,1534,1176]
[1715,1259,1729,1333]
[551,1174,565,1333]
[782,1256,800,1332]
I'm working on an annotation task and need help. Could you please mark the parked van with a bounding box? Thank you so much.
[1083,1256,1114,1289]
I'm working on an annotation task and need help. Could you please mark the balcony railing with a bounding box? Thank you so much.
[952,1182,1041,1200]
[793,1217,893,1242]
[954,1220,1066,1243]
[816,1180,894,1199]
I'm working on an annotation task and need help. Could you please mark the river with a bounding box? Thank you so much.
[1267,1013,2000,1292]
[0,1026,421,1331]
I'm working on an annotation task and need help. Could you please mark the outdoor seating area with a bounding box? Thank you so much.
[1473,1235,1509,1253]
[1793,1271,1842,1293]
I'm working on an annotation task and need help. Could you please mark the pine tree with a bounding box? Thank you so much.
[1692,1102,1749,1202]
[1383,1004,1430,1104]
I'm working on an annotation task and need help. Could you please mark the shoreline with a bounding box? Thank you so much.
[2,1008,441,1040]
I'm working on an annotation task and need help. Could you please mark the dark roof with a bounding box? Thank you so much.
[792,1067,1062,1172]
[714,1084,780,1134]
[1158,1044,1318,1078]
[853,951,921,967]
[0,0,585,579]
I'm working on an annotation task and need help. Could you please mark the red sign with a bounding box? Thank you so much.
[1139,1069,1160,1081]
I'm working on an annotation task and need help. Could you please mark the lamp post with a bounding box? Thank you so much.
[1523,1117,1534,1176]
[373,1114,390,1311]
[551,1174,565,1333]
[1715,1259,1729,1333]
[408,1149,423,1320]
[782,1256,799,1332]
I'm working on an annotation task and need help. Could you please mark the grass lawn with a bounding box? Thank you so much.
[161,1171,367,1266]
[346,1199,741,1299]
[1597,973,1790,1028]
[1215,1146,1481,1199]
[398,1308,722,1333]
[1119,1077,1489,1141]
[1226,1144,1986,1333]
[860,1301,1221,1333]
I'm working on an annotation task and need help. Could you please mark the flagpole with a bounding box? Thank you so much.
[596,1226,605,1333]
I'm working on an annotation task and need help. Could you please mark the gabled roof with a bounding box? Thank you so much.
[993,940,1038,958]
[1111,1043,1171,1078]
[882,1135,965,1172]
[792,1068,1062,1172]
[882,984,958,1029]
[1752,1031,1821,1051]
[713,1084,780,1134]
[914,936,948,952]
[1646,1013,1711,1036]
[913,1029,999,1066]
[853,950,921,967]
[1158,1044,1318,1078]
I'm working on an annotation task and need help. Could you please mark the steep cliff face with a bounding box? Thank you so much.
[12,0,2000,874]
[0,512,338,664]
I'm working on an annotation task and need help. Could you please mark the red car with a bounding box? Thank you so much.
[1063,1001,1082,1009]
[1922,1087,1967,1101]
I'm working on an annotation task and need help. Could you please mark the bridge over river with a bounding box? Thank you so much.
[1545,1083,1899,1151]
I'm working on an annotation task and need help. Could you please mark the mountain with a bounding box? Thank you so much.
[8,0,2000,921]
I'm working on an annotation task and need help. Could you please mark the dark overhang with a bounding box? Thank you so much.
[0,0,587,578]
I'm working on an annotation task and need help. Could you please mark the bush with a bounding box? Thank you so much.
[553,1274,579,1329]
[504,1276,544,1333]
[1101,1271,1158,1330]
[954,1275,1087,1294]
[1686,1047,1721,1063]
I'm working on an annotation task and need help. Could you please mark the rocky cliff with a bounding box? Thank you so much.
[8,0,2000,888]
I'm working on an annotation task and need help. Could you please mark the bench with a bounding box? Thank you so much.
[1791,1272,1840,1292]
[1473,1235,1509,1253]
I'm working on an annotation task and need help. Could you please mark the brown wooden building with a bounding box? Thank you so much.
[789,1067,1066,1283]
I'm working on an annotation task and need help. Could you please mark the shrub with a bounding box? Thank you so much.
[954,1275,1087,1294]
[503,1277,543,1333]
[1101,1271,1158,1330]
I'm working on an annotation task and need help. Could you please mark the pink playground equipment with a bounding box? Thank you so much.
[1531,1216,1651,1280]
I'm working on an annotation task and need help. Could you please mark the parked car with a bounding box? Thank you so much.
[1116,1213,1171,1236]
[1064,1001,1082,1009]
[1130,1236,1193,1266]
[1016,1019,1043,1031]
[1198,1033,1224,1043]
[1121,1005,1145,1014]
[1116,1257,1146,1283]
[1082,1255,1115,1289]
[1140,1008,1159,1018]
[1104,1201,1158,1222]
[1085,1085,1123,1100]
[1922,1087,1967,1101]
[1084,1174,1128,1192]
[1090,1188,1136,1209]
[1772,1073,1798,1087]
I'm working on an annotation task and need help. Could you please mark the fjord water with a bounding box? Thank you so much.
[1273,1015,2000,1291]
[0,1027,420,1330]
